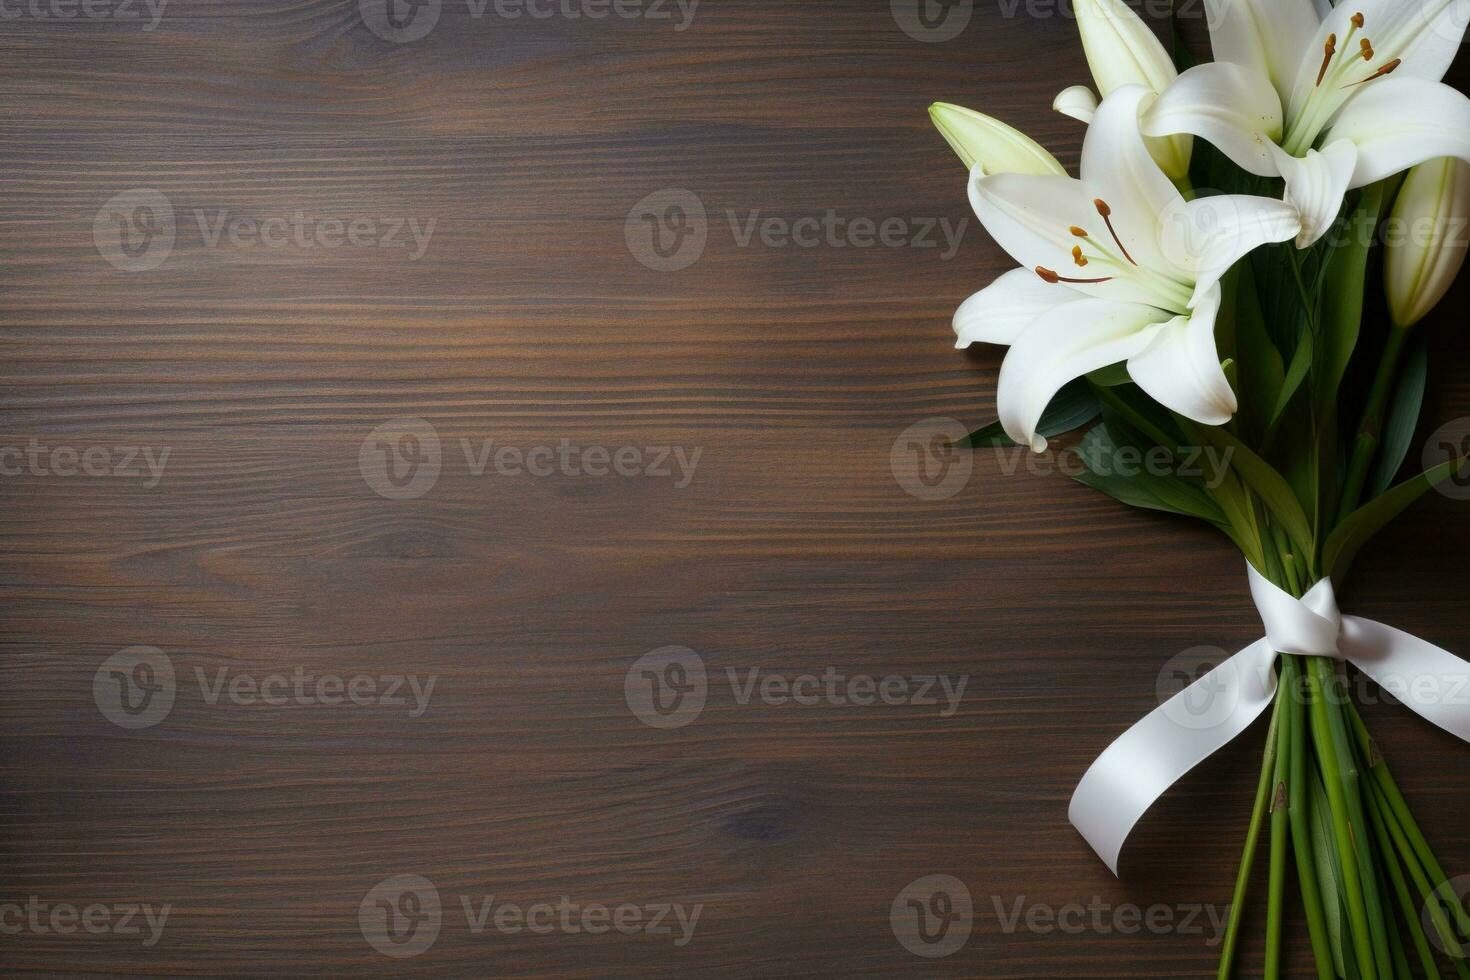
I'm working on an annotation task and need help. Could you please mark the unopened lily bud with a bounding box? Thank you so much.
[1386,157,1470,328]
[1072,0,1190,179]
[928,103,1066,177]
[1072,0,1175,98]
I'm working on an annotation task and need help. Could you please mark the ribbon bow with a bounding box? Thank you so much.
[1070,564,1470,875]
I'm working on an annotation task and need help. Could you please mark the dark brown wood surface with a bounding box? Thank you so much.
[3,1,1469,976]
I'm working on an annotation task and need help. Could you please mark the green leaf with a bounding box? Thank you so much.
[1229,260,1285,445]
[965,378,1100,447]
[964,420,1013,448]
[1092,383,1186,452]
[1368,336,1428,498]
[1086,362,1132,387]
[1071,423,1226,525]
[1183,420,1316,561]
[1267,330,1314,432]
[1324,452,1468,581]
[1317,184,1385,422]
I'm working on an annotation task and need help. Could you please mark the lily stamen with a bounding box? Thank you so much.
[1316,33,1338,87]
[1360,38,1373,62]
[1071,245,1088,267]
[1093,199,1137,265]
[1344,57,1400,88]
[1035,266,1111,285]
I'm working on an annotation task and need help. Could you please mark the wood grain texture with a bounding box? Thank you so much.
[2,1,1470,976]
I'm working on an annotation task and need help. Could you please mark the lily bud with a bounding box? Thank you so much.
[1072,0,1174,97]
[928,103,1067,177]
[1071,0,1191,179]
[1385,157,1470,328]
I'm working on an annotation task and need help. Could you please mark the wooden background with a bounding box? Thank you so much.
[2,0,1469,975]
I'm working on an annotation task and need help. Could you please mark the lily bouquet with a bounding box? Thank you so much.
[929,0,1470,975]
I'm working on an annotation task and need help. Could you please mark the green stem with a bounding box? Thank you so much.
[1327,664,1395,980]
[1282,655,1335,980]
[1369,775,1470,978]
[1337,325,1410,521]
[1217,688,1283,980]
[1306,657,1380,980]
[1347,703,1470,972]
[1266,668,1292,980]
[1364,776,1443,980]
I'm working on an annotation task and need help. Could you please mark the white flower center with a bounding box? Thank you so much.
[1283,11,1400,154]
[1033,198,1194,313]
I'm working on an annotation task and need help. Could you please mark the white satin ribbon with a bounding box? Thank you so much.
[1070,563,1470,875]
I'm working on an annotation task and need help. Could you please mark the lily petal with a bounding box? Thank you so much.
[998,299,1170,451]
[1142,62,1285,178]
[1054,85,1100,124]
[969,171,1093,271]
[1081,85,1185,275]
[1204,0,1322,105]
[953,268,1084,349]
[1324,77,1470,188]
[1270,139,1358,247]
[1126,285,1238,426]
[969,170,1173,308]
[1157,194,1302,305]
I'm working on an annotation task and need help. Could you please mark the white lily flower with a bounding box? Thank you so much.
[929,103,1067,177]
[1059,0,1192,179]
[1141,0,1470,247]
[958,86,1301,451]
[1385,156,1470,327]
